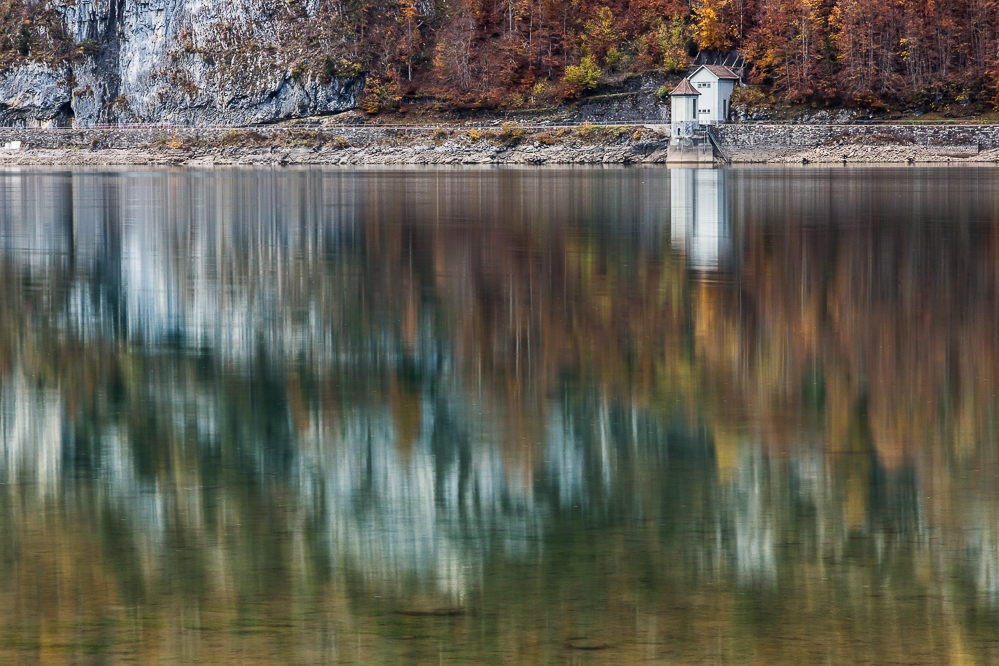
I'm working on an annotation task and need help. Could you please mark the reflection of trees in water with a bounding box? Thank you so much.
[728,169,999,466]
[1,169,999,661]
[728,169,999,593]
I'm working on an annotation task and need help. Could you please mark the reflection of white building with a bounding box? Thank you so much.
[670,169,731,270]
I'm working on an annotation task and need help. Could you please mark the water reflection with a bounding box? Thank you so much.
[670,168,731,270]
[1,167,999,663]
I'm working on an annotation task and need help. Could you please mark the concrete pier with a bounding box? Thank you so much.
[666,141,714,164]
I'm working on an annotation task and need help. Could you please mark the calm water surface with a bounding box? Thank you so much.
[1,166,999,664]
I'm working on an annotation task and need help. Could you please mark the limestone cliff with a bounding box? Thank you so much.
[0,0,364,127]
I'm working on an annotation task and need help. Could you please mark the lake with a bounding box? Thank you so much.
[1,166,998,664]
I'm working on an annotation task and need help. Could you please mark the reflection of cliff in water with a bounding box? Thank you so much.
[2,169,999,653]
[0,170,682,599]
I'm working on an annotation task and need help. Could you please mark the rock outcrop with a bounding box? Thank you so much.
[0,0,364,127]
[0,63,74,127]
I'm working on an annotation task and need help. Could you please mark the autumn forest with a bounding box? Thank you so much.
[339,0,999,111]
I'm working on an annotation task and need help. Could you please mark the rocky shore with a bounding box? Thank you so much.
[0,125,674,166]
[729,143,999,164]
[0,142,673,167]
[773,144,999,163]
[730,137,999,164]
[2,124,999,166]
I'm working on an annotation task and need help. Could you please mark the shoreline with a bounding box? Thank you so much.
[2,124,999,166]
[0,144,674,167]
[4,146,998,167]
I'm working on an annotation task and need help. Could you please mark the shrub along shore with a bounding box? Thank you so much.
[2,123,999,166]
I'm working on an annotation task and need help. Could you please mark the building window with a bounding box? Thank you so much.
[697,82,711,88]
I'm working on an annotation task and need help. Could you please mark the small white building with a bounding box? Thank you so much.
[669,64,740,140]
[686,65,740,124]
[669,79,700,140]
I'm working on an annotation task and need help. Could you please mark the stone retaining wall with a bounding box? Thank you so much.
[712,124,999,154]
[0,126,406,150]
[6,123,999,163]
[563,92,669,124]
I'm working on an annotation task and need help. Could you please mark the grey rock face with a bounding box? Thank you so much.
[0,63,73,128]
[0,0,363,127]
[561,91,669,124]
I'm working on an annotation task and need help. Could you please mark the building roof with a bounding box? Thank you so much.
[693,65,740,80]
[669,79,700,96]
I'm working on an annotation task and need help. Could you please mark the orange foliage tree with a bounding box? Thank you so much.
[273,0,999,110]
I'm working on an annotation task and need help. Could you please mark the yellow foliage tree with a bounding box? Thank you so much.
[658,14,691,72]
[400,0,422,81]
[694,0,732,51]
[562,56,602,97]
[583,6,622,63]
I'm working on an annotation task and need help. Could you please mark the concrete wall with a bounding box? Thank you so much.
[672,95,697,123]
[720,81,736,121]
